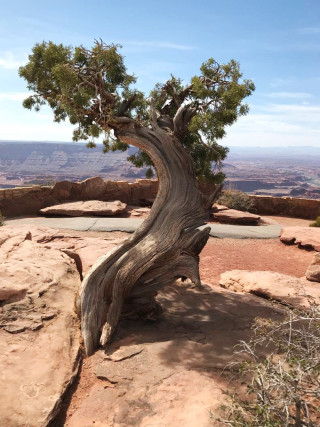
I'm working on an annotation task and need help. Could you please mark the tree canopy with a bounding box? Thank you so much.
[19,40,255,355]
[19,40,255,183]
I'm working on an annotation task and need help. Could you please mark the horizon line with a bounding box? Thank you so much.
[1,139,320,149]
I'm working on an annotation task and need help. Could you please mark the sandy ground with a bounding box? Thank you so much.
[201,237,314,287]
[263,215,313,227]
[53,226,316,426]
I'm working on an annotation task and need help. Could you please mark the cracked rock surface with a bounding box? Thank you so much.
[1,224,315,426]
[220,270,320,308]
[0,226,82,427]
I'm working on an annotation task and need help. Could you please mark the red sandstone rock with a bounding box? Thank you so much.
[280,226,320,251]
[7,225,126,276]
[39,200,127,217]
[51,179,79,200]
[0,226,81,426]
[220,270,320,308]
[128,206,151,217]
[80,176,107,199]
[211,203,229,213]
[213,208,261,225]
[306,253,320,282]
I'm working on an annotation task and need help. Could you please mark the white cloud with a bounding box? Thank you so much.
[223,103,320,147]
[266,103,320,121]
[0,52,26,69]
[263,92,313,99]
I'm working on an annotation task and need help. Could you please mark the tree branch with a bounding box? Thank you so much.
[116,94,137,116]
[150,99,160,131]
[173,104,196,139]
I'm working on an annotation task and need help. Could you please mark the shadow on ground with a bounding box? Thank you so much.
[115,282,285,370]
[63,282,288,426]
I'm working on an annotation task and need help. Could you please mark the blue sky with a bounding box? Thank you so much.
[0,0,319,147]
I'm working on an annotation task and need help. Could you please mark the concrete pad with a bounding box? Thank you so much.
[5,216,281,239]
[5,216,144,233]
[90,217,144,232]
[202,224,281,239]
[6,216,97,231]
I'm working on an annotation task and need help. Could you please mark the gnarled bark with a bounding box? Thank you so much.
[79,118,215,356]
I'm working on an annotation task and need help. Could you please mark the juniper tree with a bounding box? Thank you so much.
[19,40,254,355]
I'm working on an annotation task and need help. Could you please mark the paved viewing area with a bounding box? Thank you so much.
[6,216,282,239]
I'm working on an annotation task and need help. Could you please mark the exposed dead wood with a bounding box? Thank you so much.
[79,116,215,356]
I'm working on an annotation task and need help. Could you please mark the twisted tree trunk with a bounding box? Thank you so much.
[79,118,217,356]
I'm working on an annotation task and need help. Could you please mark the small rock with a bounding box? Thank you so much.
[212,204,229,213]
[306,253,320,282]
[280,226,320,251]
[220,270,320,308]
[105,344,144,362]
[80,176,107,200]
[0,279,28,302]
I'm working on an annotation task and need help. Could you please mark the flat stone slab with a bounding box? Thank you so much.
[40,200,127,217]
[213,208,261,225]
[6,216,145,233]
[220,270,320,308]
[7,216,98,231]
[6,217,281,238]
[203,224,281,239]
[90,217,144,233]
[280,226,320,251]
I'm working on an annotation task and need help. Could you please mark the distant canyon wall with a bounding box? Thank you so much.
[0,178,319,220]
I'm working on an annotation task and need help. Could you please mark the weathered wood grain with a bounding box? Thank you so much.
[79,113,216,356]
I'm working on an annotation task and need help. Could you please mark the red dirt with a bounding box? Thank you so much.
[200,237,314,287]
[263,215,313,227]
[60,233,315,426]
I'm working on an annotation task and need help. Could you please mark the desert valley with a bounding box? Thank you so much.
[1,141,320,199]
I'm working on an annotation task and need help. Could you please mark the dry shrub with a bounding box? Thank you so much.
[310,216,320,228]
[218,189,255,212]
[218,303,320,426]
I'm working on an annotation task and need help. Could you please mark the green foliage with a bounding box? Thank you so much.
[19,41,144,142]
[218,304,320,426]
[0,210,4,226]
[218,189,255,212]
[147,61,255,183]
[20,41,255,183]
[310,216,320,227]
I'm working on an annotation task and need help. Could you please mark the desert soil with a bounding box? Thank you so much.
[53,228,314,427]
[263,215,313,227]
